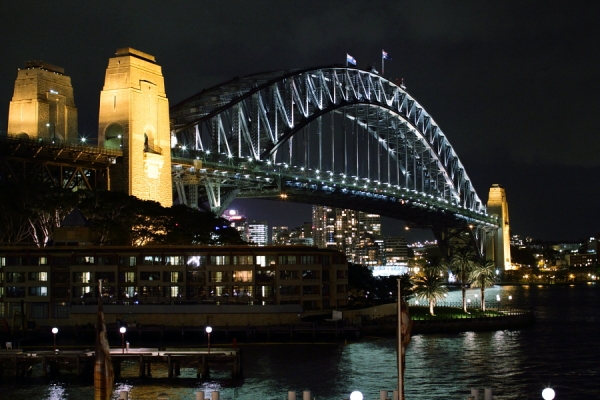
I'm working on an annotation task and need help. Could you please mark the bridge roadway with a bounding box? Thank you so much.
[172,155,498,231]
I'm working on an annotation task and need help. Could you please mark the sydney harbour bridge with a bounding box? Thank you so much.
[169,66,498,242]
[0,50,506,265]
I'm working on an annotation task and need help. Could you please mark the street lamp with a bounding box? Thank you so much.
[120,326,127,353]
[52,327,58,352]
[542,388,555,400]
[349,391,363,400]
[205,326,212,354]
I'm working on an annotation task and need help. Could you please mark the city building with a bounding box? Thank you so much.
[272,226,289,245]
[223,210,248,241]
[247,221,268,246]
[566,253,597,267]
[0,244,348,328]
[273,223,314,246]
[312,205,382,264]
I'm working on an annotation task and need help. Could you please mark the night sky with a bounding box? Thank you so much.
[1,1,599,242]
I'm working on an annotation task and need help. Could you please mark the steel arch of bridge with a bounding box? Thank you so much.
[169,66,497,230]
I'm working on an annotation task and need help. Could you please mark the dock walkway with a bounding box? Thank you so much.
[0,347,241,380]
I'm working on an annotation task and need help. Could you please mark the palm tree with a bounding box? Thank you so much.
[413,268,448,316]
[450,245,476,313]
[424,255,448,282]
[469,258,497,312]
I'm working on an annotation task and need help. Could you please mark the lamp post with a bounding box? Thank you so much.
[542,388,555,400]
[52,327,58,352]
[205,326,212,354]
[349,391,363,400]
[120,326,127,353]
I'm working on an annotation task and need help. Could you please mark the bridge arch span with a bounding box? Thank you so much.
[169,66,495,230]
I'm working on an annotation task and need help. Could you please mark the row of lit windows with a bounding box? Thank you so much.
[0,253,338,268]
[4,272,48,283]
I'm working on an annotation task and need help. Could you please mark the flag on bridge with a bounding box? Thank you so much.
[346,54,357,66]
[382,49,392,75]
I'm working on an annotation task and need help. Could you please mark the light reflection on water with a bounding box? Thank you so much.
[2,285,599,399]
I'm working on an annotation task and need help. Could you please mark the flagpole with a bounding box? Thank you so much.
[398,278,402,399]
[382,50,385,75]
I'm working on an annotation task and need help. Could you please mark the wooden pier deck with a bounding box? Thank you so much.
[0,347,242,380]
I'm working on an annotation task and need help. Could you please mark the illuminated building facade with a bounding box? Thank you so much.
[7,61,78,142]
[247,221,268,246]
[223,210,248,241]
[0,245,348,326]
[312,206,383,264]
[272,226,289,245]
[97,48,172,207]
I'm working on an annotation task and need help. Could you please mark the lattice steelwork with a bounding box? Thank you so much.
[170,66,496,229]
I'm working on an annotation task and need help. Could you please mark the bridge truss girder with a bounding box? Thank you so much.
[170,66,495,230]
[0,135,120,190]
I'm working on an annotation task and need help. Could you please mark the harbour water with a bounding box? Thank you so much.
[1,284,598,399]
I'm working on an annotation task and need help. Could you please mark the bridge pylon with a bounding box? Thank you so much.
[7,61,78,142]
[487,184,512,271]
[98,48,172,207]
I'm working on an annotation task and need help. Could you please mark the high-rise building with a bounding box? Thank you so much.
[247,221,268,246]
[312,206,382,264]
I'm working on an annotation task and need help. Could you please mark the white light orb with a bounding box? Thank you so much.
[120,326,127,334]
[349,391,363,400]
[542,388,555,400]
[205,326,213,334]
[52,327,58,334]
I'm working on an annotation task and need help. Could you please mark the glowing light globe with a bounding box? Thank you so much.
[349,391,363,400]
[542,388,555,400]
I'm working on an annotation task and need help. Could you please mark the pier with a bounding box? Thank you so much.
[0,347,242,380]
[67,322,361,341]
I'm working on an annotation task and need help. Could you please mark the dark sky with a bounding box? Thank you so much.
[1,1,599,242]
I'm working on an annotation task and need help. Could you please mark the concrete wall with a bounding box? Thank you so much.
[39,304,304,327]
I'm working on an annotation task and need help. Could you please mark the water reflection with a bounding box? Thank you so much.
[1,285,599,399]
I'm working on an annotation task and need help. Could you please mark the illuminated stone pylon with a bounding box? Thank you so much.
[487,184,511,270]
[98,48,172,207]
[7,61,78,142]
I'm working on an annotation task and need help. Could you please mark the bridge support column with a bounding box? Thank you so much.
[487,184,511,271]
[98,48,172,207]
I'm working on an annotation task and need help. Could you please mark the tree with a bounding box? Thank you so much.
[450,245,476,313]
[469,257,496,312]
[0,180,78,246]
[424,255,448,282]
[347,263,374,307]
[412,267,448,316]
